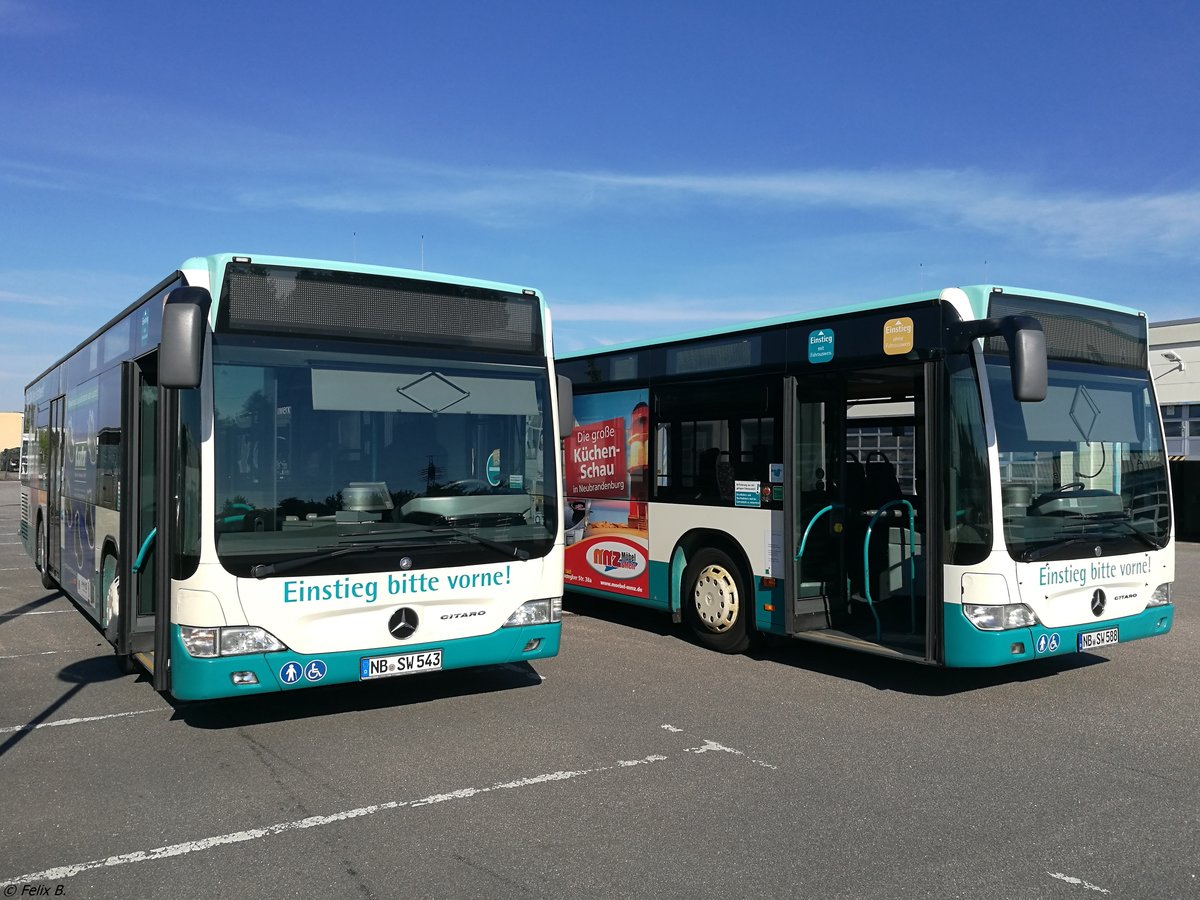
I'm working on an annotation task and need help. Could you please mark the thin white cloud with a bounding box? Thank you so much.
[230,165,1200,262]
[1,87,1197,261]
[553,298,788,324]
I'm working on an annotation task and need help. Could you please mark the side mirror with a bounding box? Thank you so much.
[557,374,574,438]
[160,287,212,388]
[947,314,1047,402]
[999,315,1047,402]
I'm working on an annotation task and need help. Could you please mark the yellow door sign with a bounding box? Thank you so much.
[883,317,914,355]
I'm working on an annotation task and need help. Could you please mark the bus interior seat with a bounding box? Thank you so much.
[864,450,903,509]
[695,447,721,500]
[716,457,735,503]
[843,451,867,511]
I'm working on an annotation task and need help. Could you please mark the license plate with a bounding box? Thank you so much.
[1078,627,1119,652]
[360,650,443,680]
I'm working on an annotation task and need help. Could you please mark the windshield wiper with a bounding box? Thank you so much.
[1020,519,1164,562]
[1021,537,1102,563]
[250,538,438,579]
[1104,518,1165,550]
[1071,511,1166,551]
[250,526,531,578]
[341,523,531,559]
[432,527,530,560]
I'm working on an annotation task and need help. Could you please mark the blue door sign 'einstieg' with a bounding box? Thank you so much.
[808,329,834,363]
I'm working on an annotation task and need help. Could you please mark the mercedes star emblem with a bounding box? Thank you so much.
[389,607,419,639]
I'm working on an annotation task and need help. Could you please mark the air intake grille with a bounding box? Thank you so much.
[986,293,1146,369]
[219,264,542,354]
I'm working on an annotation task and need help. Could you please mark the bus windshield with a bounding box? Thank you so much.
[987,359,1170,561]
[212,336,557,576]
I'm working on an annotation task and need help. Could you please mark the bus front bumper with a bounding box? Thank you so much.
[942,603,1173,668]
[168,623,561,701]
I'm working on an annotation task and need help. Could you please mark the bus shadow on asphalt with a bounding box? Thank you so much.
[743,638,1109,696]
[564,591,1109,696]
[170,661,547,729]
[563,592,677,637]
[0,590,65,621]
[1,655,130,759]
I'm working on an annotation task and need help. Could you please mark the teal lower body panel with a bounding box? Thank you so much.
[943,603,1174,668]
[169,623,561,701]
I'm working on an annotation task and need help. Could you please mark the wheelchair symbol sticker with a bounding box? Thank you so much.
[304,659,328,682]
[1036,633,1061,654]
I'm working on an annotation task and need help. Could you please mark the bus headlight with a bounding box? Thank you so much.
[220,626,287,655]
[963,603,1040,631]
[180,625,286,657]
[1149,583,1173,606]
[503,598,562,627]
[180,626,218,658]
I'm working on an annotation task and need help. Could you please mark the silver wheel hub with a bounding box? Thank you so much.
[693,564,739,633]
[105,569,120,625]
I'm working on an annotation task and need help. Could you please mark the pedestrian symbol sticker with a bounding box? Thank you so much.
[305,660,328,682]
[280,661,303,684]
[1035,633,1061,654]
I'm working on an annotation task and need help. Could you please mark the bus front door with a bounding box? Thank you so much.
[117,354,173,691]
[785,375,848,633]
[786,367,930,660]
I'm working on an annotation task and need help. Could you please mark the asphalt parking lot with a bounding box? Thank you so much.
[1,477,1197,899]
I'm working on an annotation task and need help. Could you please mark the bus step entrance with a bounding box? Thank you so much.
[133,651,155,674]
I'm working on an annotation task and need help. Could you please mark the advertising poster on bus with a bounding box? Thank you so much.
[563,389,649,598]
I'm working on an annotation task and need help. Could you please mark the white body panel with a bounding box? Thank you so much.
[644,502,783,577]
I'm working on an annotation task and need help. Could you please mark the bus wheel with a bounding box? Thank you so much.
[101,553,133,673]
[37,521,56,591]
[683,548,751,653]
[102,553,120,639]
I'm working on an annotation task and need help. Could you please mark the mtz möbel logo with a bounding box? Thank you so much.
[587,540,647,580]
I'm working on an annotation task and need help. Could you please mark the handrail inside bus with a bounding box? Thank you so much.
[795,504,840,560]
[132,527,157,574]
[861,499,916,642]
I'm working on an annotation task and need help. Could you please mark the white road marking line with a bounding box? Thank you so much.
[661,724,683,732]
[1,754,672,885]
[0,610,68,620]
[617,755,668,767]
[0,649,67,660]
[684,737,778,770]
[0,709,160,735]
[1048,872,1112,894]
[685,738,743,755]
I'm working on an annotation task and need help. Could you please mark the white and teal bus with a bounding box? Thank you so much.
[557,286,1174,666]
[22,254,571,699]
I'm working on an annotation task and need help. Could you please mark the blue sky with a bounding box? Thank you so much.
[2,0,1198,412]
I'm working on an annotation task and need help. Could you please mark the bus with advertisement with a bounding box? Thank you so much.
[557,285,1174,666]
[22,254,571,699]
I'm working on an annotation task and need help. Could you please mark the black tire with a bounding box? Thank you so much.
[37,520,56,591]
[682,547,751,653]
